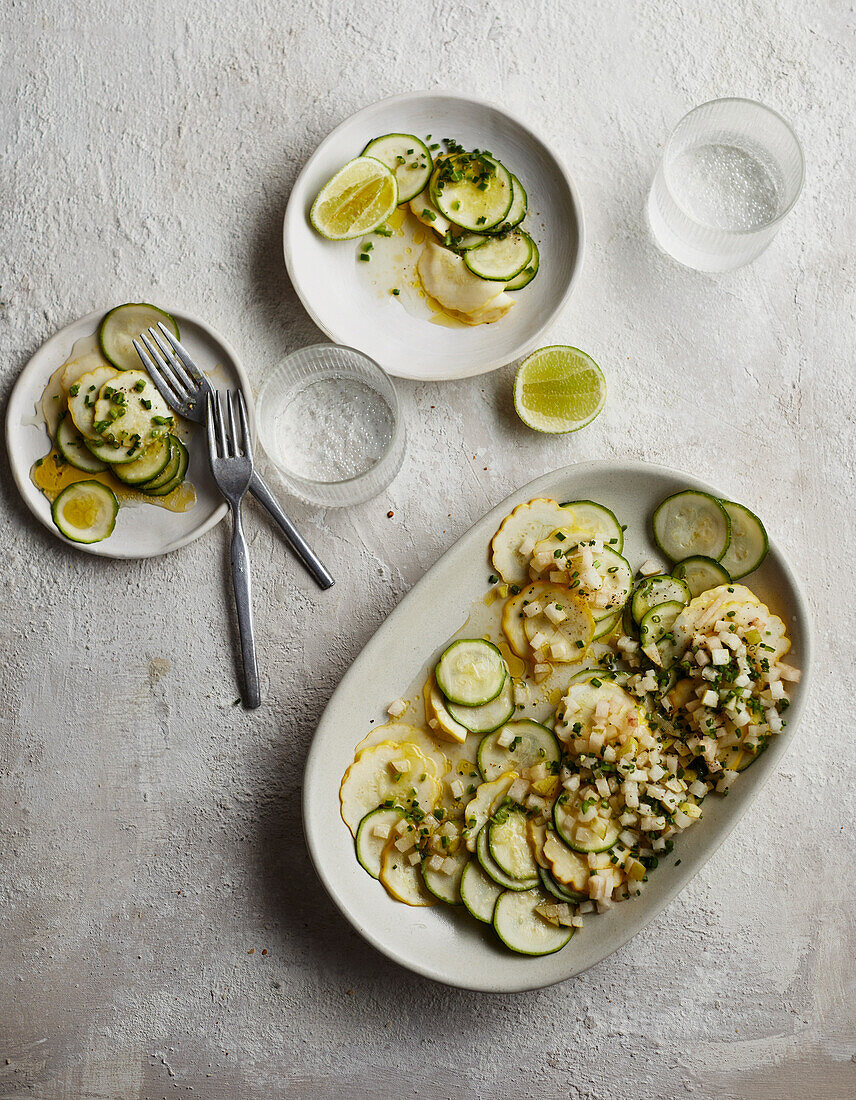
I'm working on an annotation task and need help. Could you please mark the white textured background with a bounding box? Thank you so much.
[2,1,855,1097]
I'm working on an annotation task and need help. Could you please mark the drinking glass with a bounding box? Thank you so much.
[647,97,804,272]
[257,344,405,507]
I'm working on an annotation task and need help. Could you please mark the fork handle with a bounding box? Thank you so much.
[248,472,335,590]
[229,504,261,709]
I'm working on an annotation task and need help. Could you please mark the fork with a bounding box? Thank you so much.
[206,388,261,710]
[133,323,334,590]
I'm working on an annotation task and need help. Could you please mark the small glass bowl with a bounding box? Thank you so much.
[257,344,405,507]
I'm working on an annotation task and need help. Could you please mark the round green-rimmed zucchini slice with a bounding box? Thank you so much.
[631,574,691,624]
[55,414,107,472]
[489,809,540,881]
[718,500,768,579]
[51,480,118,544]
[355,806,404,879]
[476,825,537,891]
[435,638,506,707]
[672,555,732,597]
[478,719,560,782]
[421,847,468,905]
[554,792,620,854]
[638,599,684,668]
[142,438,189,495]
[430,153,513,232]
[492,888,573,956]
[361,133,433,204]
[653,490,731,562]
[559,499,624,553]
[99,303,179,371]
[505,236,539,290]
[110,436,172,485]
[446,676,514,734]
[464,230,532,282]
[488,173,527,232]
[460,859,503,923]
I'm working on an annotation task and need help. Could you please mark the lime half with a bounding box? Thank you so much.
[310,156,398,240]
[513,346,606,433]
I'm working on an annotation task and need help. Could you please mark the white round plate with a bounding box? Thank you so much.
[303,460,812,992]
[283,91,584,381]
[6,308,253,559]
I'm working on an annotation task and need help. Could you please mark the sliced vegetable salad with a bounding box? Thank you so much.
[31,303,194,545]
[339,491,800,956]
[310,132,539,326]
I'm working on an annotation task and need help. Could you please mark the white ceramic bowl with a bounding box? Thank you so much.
[6,308,253,559]
[303,460,812,992]
[283,91,584,381]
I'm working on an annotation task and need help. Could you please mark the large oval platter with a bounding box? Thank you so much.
[303,460,812,992]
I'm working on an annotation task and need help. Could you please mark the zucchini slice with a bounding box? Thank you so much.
[84,435,146,465]
[51,481,118,544]
[67,365,120,439]
[542,829,590,892]
[463,773,518,851]
[639,600,684,667]
[378,838,435,906]
[718,500,769,579]
[478,719,560,783]
[460,859,503,923]
[631,574,691,624]
[538,866,586,903]
[361,133,433,204]
[464,230,532,282]
[492,888,573,956]
[93,370,175,450]
[424,674,469,744]
[652,490,731,562]
[110,436,172,485]
[490,173,527,232]
[593,609,621,640]
[672,555,732,597]
[444,230,488,252]
[430,153,513,232]
[505,236,539,290]
[141,438,189,496]
[554,791,620,854]
[55,414,107,472]
[409,189,451,235]
[422,847,468,905]
[488,809,540,881]
[435,639,506,707]
[491,497,569,584]
[522,585,595,662]
[565,667,615,686]
[476,825,537,891]
[355,807,404,879]
[339,741,440,836]
[559,500,624,553]
[446,676,515,734]
[99,303,179,372]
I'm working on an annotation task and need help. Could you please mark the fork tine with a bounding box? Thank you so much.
[139,331,192,402]
[205,393,218,464]
[147,326,198,395]
[215,390,229,456]
[226,391,240,456]
[236,390,252,457]
[157,323,208,387]
[133,337,184,406]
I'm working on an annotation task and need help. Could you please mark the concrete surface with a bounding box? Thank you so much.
[1,1,855,1097]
